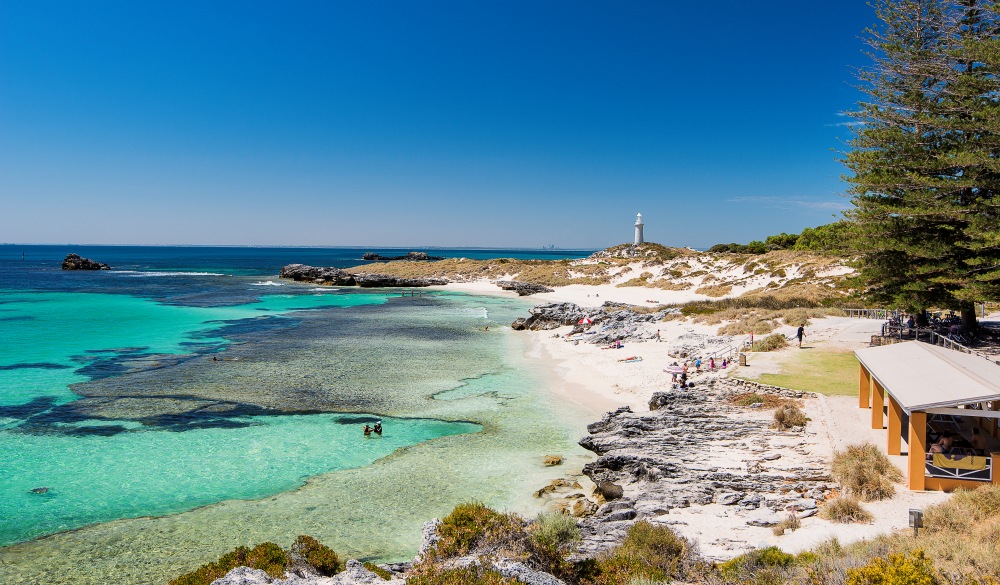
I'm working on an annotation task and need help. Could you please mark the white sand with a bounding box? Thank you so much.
[434,279,955,559]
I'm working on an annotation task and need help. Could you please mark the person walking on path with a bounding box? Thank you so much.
[796,325,805,348]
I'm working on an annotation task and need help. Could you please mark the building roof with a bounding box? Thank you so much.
[855,341,1000,411]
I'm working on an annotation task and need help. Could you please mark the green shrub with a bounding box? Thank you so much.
[363,562,393,580]
[772,404,807,430]
[751,334,788,352]
[530,511,581,552]
[433,501,525,558]
[408,566,520,585]
[819,496,874,523]
[845,550,938,585]
[586,521,691,585]
[169,542,289,585]
[830,443,902,501]
[292,535,342,576]
[719,546,797,578]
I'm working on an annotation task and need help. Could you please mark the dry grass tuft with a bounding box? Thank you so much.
[772,404,808,429]
[694,283,733,297]
[729,392,799,409]
[819,496,874,524]
[830,443,902,502]
[751,333,788,352]
[772,513,802,536]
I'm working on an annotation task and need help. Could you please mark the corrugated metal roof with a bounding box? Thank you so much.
[855,341,1000,411]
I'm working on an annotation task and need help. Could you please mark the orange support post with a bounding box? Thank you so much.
[859,365,871,409]
[908,412,927,490]
[887,395,903,456]
[872,380,885,430]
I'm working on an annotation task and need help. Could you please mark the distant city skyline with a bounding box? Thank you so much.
[0,2,872,249]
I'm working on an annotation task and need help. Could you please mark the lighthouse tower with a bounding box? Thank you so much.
[634,213,644,245]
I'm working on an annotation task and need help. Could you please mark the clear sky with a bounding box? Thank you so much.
[0,1,874,249]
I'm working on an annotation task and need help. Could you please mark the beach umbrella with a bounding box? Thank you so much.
[578,317,593,325]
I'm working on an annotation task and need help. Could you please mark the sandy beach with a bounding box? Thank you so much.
[438,278,954,560]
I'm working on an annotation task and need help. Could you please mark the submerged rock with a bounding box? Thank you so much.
[61,253,110,270]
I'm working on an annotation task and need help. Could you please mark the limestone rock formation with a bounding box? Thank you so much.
[361,251,442,261]
[278,265,447,288]
[351,273,448,288]
[573,378,835,558]
[61,253,110,270]
[279,264,356,285]
[496,281,555,296]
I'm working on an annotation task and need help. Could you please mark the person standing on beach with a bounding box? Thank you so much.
[796,325,805,348]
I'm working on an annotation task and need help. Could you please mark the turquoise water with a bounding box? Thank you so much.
[0,264,593,585]
[0,289,387,407]
[1,412,477,545]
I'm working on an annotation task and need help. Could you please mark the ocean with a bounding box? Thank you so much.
[0,245,595,585]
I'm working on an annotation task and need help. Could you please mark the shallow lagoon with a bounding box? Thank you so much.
[0,282,593,584]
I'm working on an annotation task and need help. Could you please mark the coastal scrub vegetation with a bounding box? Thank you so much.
[168,536,343,585]
[169,542,291,585]
[830,443,903,502]
[167,489,1000,584]
[772,404,808,430]
[708,222,854,256]
[750,334,787,352]
[820,495,874,524]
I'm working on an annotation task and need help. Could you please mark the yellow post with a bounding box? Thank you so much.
[872,380,885,430]
[908,411,927,490]
[887,395,903,456]
[859,364,871,409]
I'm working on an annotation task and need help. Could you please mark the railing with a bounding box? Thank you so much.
[847,308,900,320]
[704,337,751,361]
[925,453,993,482]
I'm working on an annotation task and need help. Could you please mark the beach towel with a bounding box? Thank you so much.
[932,453,988,470]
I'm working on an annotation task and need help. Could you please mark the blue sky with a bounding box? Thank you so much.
[0,1,873,249]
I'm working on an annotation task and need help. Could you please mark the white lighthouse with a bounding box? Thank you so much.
[634,212,644,245]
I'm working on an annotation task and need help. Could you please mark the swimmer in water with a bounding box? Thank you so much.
[30,487,49,494]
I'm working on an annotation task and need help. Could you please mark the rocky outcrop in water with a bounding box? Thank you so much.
[61,253,110,270]
[573,378,833,558]
[278,265,447,288]
[280,264,357,285]
[361,252,443,262]
[352,273,448,288]
[497,281,554,296]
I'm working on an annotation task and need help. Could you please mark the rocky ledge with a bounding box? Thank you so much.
[61,253,110,270]
[572,377,832,558]
[361,251,443,262]
[279,264,448,288]
[496,280,555,296]
[511,302,677,344]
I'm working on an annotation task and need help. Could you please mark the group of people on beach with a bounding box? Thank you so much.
[363,421,383,437]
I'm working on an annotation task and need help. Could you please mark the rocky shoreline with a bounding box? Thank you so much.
[278,264,448,288]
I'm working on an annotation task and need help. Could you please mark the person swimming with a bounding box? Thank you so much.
[363,424,372,437]
[374,421,382,435]
[29,487,49,494]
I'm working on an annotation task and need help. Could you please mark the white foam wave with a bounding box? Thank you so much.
[251,281,284,286]
[118,271,227,277]
[308,288,343,293]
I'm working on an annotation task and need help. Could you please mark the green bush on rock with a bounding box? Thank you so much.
[168,537,345,585]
